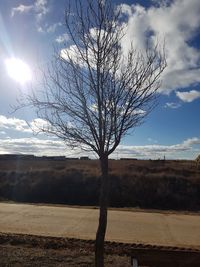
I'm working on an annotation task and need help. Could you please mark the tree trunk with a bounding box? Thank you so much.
[95,154,109,267]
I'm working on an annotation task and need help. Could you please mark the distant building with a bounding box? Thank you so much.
[0,154,35,160]
[66,157,79,160]
[80,156,90,160]
[120,158,137,160]
[41,156,66,161]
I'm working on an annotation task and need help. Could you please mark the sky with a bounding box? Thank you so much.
[0,0,200,160]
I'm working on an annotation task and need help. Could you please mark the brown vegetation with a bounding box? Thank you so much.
[0,158,200,211]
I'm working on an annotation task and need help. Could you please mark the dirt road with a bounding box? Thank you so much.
[0,202,199,249]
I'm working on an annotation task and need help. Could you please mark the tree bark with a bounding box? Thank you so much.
[95,154,109,267]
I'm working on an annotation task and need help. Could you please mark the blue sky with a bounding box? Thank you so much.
[0,0,200,159]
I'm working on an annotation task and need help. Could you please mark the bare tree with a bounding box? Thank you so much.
[20,0,166,266]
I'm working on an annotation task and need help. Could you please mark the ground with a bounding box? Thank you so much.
[0,233,130,267]
[0,158,200,266]
[1,232,200,267]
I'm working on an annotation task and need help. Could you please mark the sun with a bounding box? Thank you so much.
[5,57,32,84]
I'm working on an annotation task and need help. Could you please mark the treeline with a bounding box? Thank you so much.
[0,167,200,211]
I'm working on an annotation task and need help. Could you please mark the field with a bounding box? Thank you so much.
[0,158,200,266]
[0,158,200,210]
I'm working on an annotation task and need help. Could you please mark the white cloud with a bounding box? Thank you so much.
[30,118,50,133]
[0,114,199,159]
[37,27,44,33]
[119,3,133,17]
[0,136,199,159]
[11,4,33,17]
[47,22,62,33]
[114,137,200,159]
[35,0,49,21]
[0,137,65,156]
[11,0,49,19]
[11,0,49,32]
[151,0,172,7]
[182,137,200,146]
[0,136,91,157]
[11,1,200,90]
[0,115,49,134]
[60,45,83,65]
[37,22,63,34]
[176,90,200,102]
[164,102,181,109]
[56,33,70,43]
[0,115,29,132]
[120,0,200,94]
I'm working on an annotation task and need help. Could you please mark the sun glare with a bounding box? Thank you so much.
[5,57,32,84]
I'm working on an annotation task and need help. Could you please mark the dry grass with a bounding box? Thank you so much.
[0,158,198,177]
[0,158,200,210]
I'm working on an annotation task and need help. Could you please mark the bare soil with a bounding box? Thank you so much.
[1,233,200,267]
[0,233,130,267]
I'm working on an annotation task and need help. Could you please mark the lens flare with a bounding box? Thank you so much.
[5,57,32,84]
